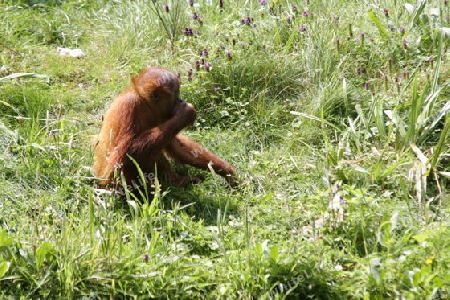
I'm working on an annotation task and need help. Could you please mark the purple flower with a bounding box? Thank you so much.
[302,11,309,17]
[200,48,209,57]
[214,87,221,92]
[143,254,149,262]
[189,0,194,6]
[260,0,267,5]
[226,50,232,59]
[219,0,223,8]
[195,60,201,70]
[164,4,169,12]
[364,82,369,90]
[193,12,199,19]
[183,28,194,36]
[399,27,405,35]
[241,16,253,25]
[383,8,389,17]
[299,25,307,32]
[204,62,211,71]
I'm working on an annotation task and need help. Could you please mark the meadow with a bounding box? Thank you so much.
[1,0,450,298]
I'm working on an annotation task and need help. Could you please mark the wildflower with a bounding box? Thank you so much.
[364,82,369,90]
[204,62,211,71]
[302,11,309,17]
[286,15,292,23]
[226,50,232,59]
[299,25,307,32]
[187,69,193,77]
[260,0,267,5]
[143,254,149,262]
[195,60,201,70]
[164,4,169,12]
[383,8,389,17]
[219,0,223,8]
[241,16,253,25]
[214,87,221,92]
[402,39,407,48]
[189,0,194,6]
[200,48,208,57]
[193,12,199,19]
[399,27,405,35]
[183,28,194,36]
[292,5,298,13]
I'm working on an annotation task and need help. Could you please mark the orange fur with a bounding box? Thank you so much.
[93,67,236,192]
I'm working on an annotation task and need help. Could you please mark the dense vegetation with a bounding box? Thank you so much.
[1,0,450,298]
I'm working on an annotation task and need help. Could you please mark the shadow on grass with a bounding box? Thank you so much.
[164,183,240,226]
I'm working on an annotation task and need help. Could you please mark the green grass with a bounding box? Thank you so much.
[1,0,450,298]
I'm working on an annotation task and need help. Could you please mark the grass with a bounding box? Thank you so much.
[1,0,450,298]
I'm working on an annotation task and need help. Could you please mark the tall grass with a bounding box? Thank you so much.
[1,0,450,298]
